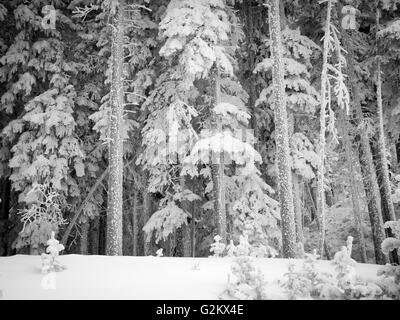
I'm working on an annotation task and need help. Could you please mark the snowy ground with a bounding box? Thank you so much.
[0,255,381,300]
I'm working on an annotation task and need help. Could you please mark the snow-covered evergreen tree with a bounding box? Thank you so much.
[255,26,320,246]
[0,1,85,252]
[316,0,349,258]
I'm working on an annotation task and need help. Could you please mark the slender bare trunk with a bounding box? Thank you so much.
[90,216,100,255]
[243,1,259,154]
[169,232,175,256]
[106,2,125,256]
[191,200,197,257]
[288,111,303,245]
[143,190,152,255]
[212,67,227,244]
[292,173,304,244]
[79,221,89,255]
[269,0,296,258]
[376,49,396,223]
[374,7,398,264]
[307,183,331,260]
[179,175,191,257]
[132,189,138,256]
[340,110,367,263]
[358,139,387,264]
[317,0,333,258]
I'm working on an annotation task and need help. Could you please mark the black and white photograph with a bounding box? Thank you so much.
[0,0,399,305]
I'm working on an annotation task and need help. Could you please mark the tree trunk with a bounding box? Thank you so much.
[306,183,331,260]
[268,0,296,258]
[191,198,197,257]
[340,110,367,263]
[183,223,191,257]
[374,8,398,263]
[212,67,227,244]
[376,62,396,224]
[0,178,11,256]
[80,221,90,255]
[243,0,260,154]
[288,109,303,245]
[99,212,106,255]
[371,139,399,263]
[292,173,304,244]
[279,0,287,30]
[175,228,183,257]
[307,182,317,222]
[132,189,138,256]
[358,139,387,264]
[143,190,152,255]
[169,232,175,257]
[317,0,333,258]
[89,216,100,255]
[106,2,125,256]
[180,175,191,257]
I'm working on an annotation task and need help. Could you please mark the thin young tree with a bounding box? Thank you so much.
[317,0,351,258]
[317,0,333,259]
[375,3,398,264]
[375,5,396,223]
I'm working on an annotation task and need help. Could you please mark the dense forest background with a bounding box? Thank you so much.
[0,0,399,266]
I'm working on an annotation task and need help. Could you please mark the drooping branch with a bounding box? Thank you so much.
[61,169,108,246]
[61,158,136,247]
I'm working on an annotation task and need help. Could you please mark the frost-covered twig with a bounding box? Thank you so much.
[72,5,99,20]
[19,184,66,234]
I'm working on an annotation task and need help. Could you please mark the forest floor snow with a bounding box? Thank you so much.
[0,255,381,299]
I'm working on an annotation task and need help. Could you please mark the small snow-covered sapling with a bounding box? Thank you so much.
[235,235,251,256]
[331,236,383,299]
[223,256,267,300]
[332,236,357,291]
[381,219,400,255]
[376,219,400,299]
[226,240,237,257]
[191,262,200,271]
[281,263,313,300]
[296,242,306,259]
[210,235,226,257]
[156,248,163,257]
[41,231,66,274]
